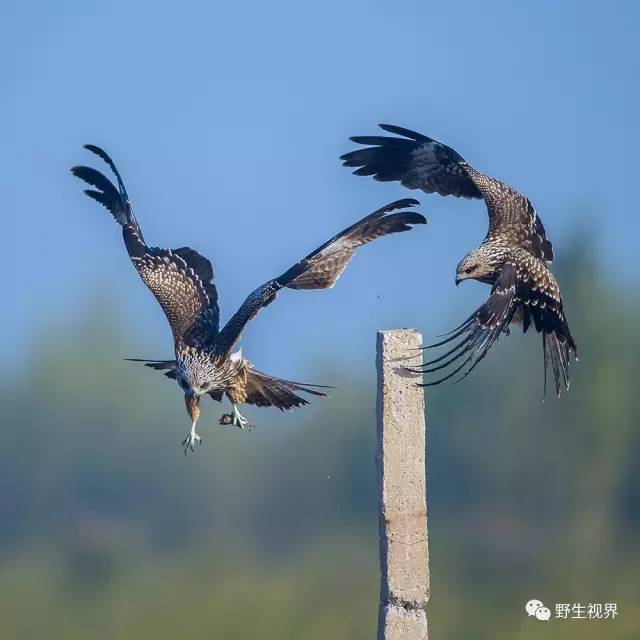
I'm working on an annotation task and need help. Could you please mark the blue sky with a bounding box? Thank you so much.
[4,0,638,378]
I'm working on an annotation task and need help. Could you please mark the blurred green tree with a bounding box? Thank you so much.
[0,234,638,639]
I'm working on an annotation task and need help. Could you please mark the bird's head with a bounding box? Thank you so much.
[455,247,499,286]
[176,361,221,398]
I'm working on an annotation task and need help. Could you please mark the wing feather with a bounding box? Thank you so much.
[412,255,577,395]
[213,199,426,356]
[342,124,553,261]
[72,146,220,347]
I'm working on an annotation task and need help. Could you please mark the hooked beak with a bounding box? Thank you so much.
[455,275,462,287]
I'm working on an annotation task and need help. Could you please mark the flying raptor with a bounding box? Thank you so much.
[72,145,426,452]
[341,124,577,396]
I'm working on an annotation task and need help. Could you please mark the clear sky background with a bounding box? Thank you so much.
[3,0,638,379]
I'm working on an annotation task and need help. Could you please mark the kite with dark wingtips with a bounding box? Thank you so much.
[72,145,426,452]
[342,124,577,396]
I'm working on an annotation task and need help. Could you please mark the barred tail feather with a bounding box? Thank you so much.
[244,367,331,411]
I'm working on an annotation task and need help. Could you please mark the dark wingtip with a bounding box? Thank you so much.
[296,383,336,390]
[403,366,424,374]
[382,197,421,211]
[378,123,429,141]
[84,143,107,155]
[389,212,427,228]
[352,166,376,176]
[378,123,408,135]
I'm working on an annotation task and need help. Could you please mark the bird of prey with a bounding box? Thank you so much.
[72,145,426,452]
[341,124,577,396]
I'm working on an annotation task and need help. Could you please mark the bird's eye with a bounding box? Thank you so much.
[465,266,475,274]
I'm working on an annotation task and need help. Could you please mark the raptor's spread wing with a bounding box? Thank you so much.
[72,146,219,348]
[130,244,219,347]
[411,263,520,387]
[341,124,553,261]
[413,253,577,396]
[288,198,425,289]
[213,198,426,356]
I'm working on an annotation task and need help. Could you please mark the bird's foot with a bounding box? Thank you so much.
[181,425,202,454]
[219,406,254,431]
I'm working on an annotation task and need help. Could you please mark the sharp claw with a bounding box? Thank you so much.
[181,429,201,454]
[221,406,255,431]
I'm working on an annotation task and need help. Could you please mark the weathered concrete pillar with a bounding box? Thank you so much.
[376,329,429,640]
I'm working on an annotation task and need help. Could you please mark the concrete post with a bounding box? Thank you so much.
[376,329,429,640]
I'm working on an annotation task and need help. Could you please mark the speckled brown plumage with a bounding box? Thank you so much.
[342,125,577,396]
[72,145,426,451]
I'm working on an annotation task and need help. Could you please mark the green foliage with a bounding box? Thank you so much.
[1,236,638,638]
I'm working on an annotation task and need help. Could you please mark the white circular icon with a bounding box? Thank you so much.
[535,606,551,621]
[525,599,544,616]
